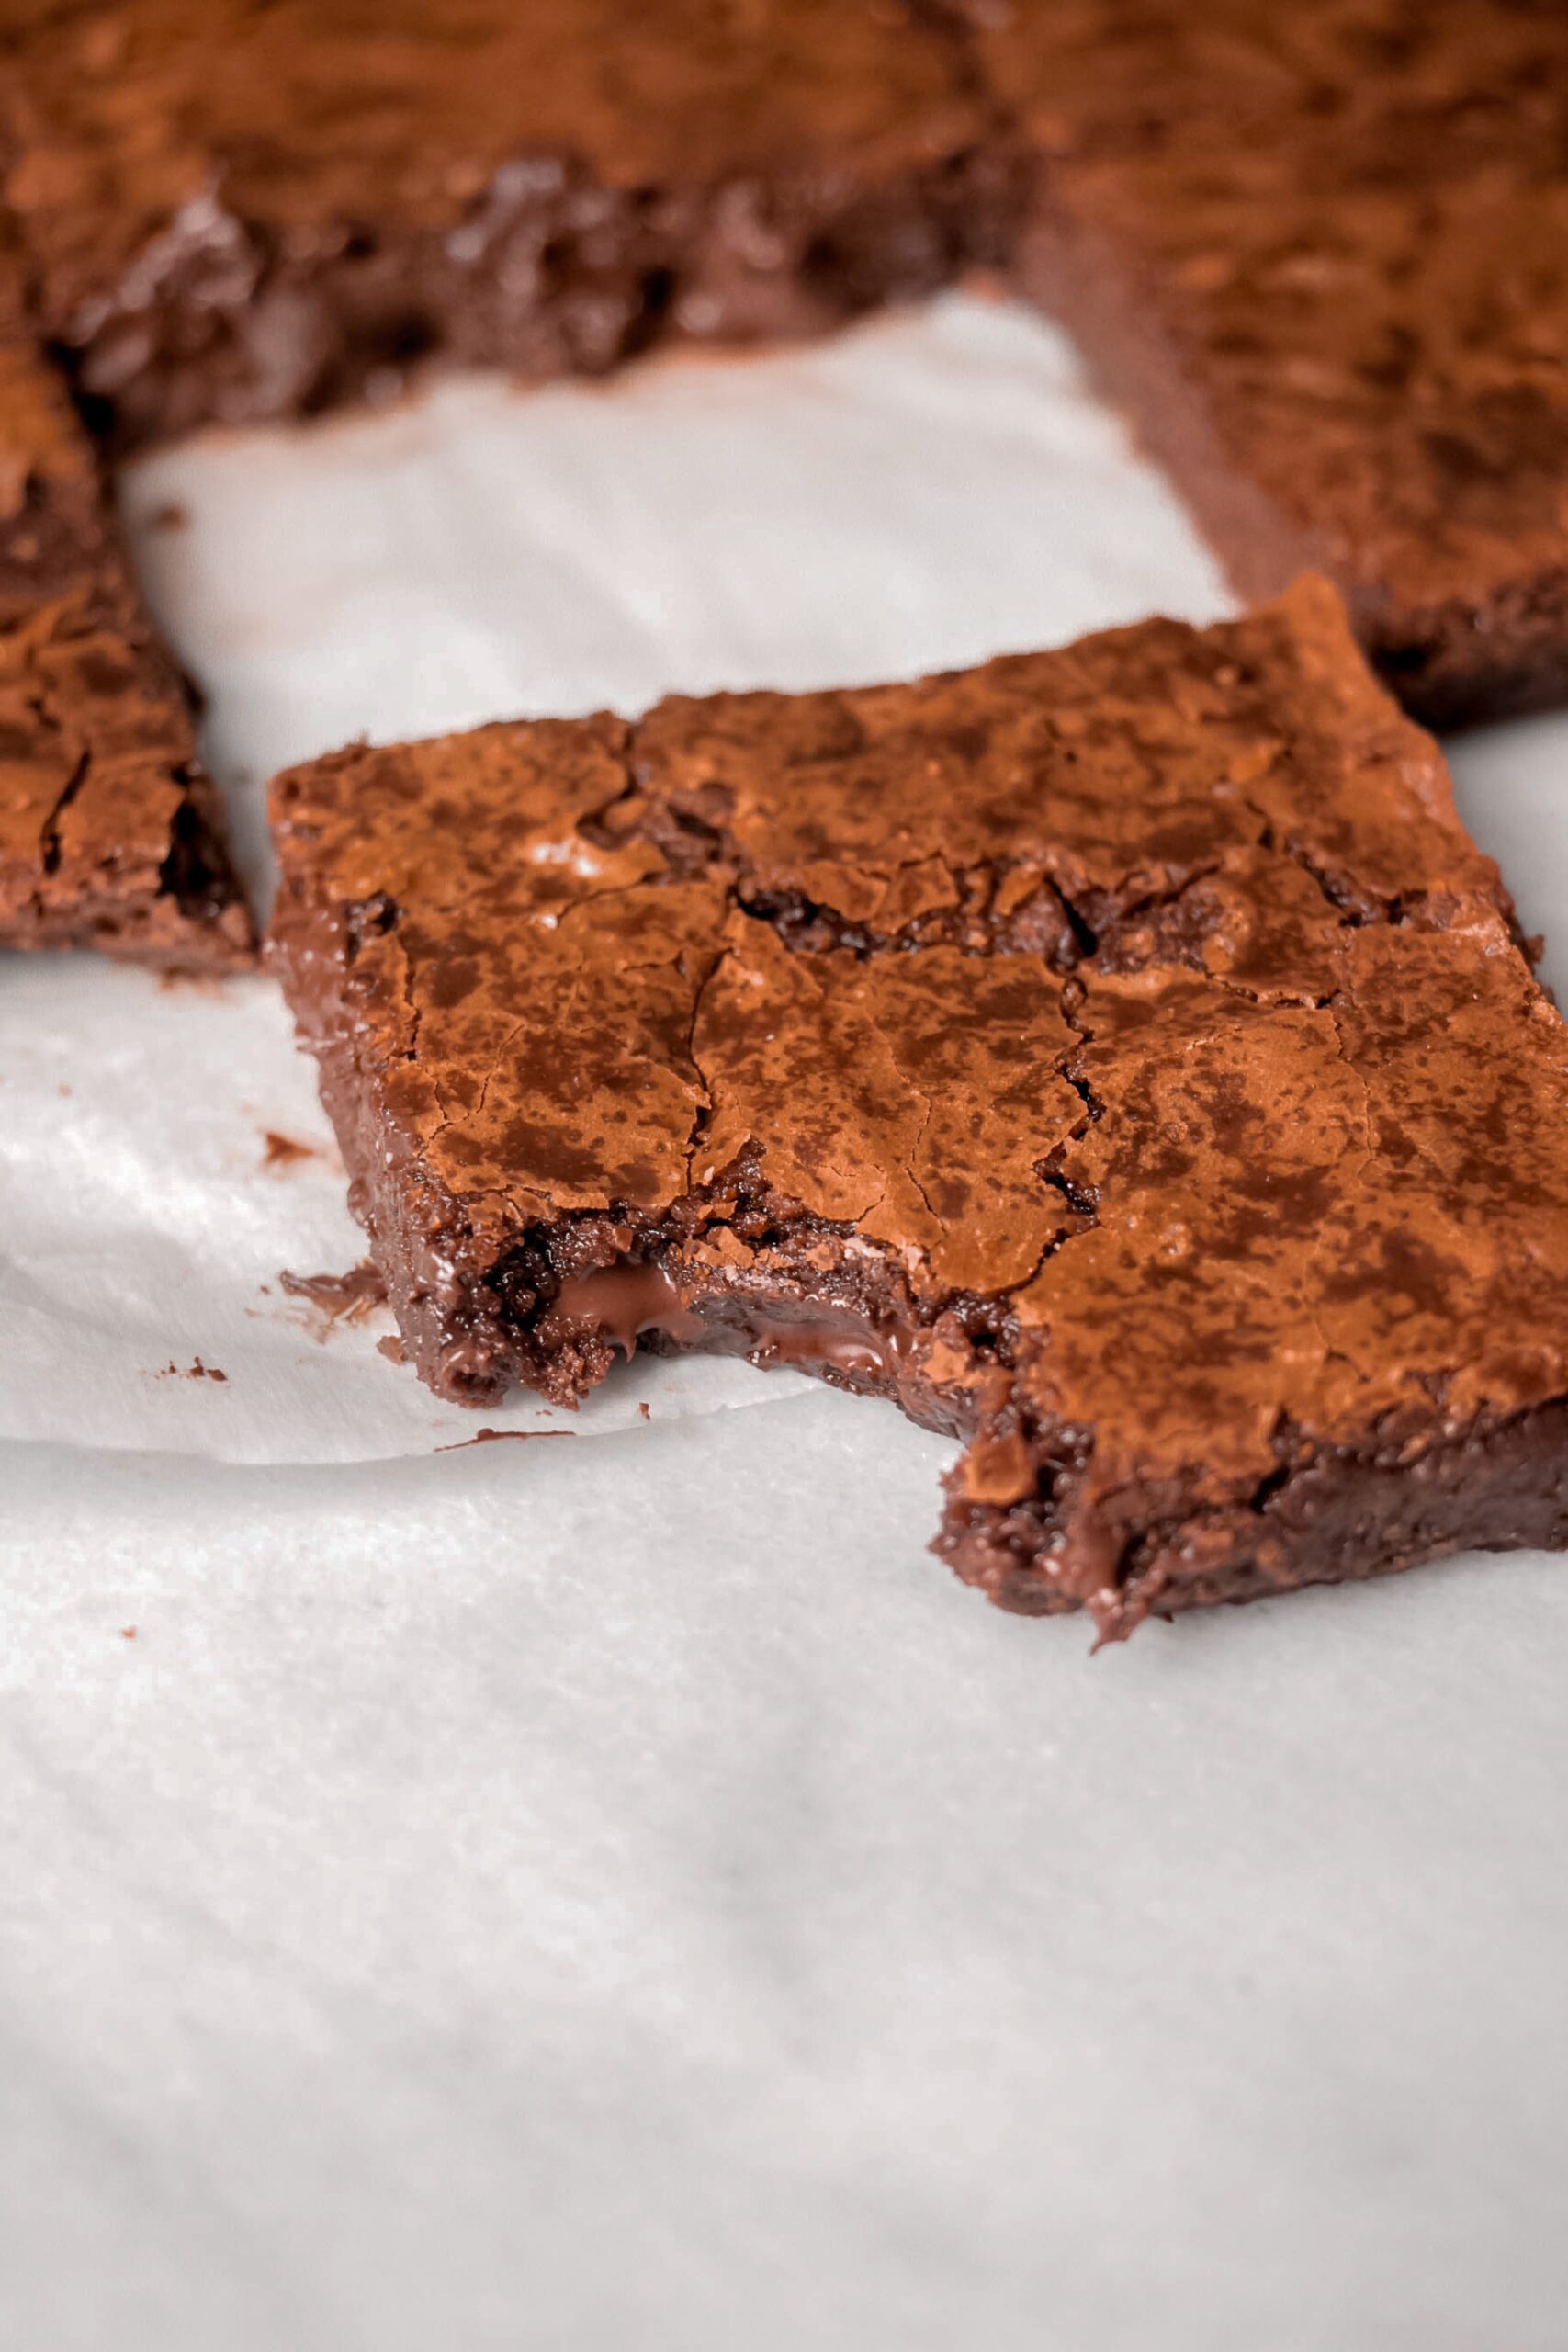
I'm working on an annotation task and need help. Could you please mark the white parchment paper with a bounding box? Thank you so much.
[4,296,1568,2351]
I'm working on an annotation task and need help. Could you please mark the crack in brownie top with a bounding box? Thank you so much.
[270,577,1568,1636]
[0,282,250,959]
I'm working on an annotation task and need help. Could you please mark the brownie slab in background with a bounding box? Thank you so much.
[9,0,1568,729]
[0,289,250,962]
[1,0,1009,451]
[976,0,1568,725]
[270,577,1568,1638]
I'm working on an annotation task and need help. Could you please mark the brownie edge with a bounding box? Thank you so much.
[4,0,1017,453]
[0,301,252,964]
[942,1393,1568,1642]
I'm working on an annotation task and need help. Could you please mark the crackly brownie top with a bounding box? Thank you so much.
[979,0,1568,617]
[3,0,981,326]
[997,931,1568,1520]
[271,576,1568,1509]
[0,577,196,922]
[0,311,247,952]
[0,321,159,903]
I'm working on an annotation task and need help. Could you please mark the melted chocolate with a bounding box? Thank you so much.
[546,1262,708,1359]
[747,1315,914,1385]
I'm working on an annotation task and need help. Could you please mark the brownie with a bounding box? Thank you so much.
[0,288,250,961]
[269,577,1568,1638]
[9,2,1568,729]
[1,0,1011,452]
[974,0,1568,726]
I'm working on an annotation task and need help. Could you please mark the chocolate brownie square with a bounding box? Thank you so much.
[3,0,1009,451]
[0,299,250,962]
[270,577,1568,1637]
[976,0,1568,725]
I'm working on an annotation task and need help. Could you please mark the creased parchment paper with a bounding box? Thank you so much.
[4,297,1568,2352]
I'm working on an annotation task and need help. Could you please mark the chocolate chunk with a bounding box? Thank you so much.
[269,578,1568,1638]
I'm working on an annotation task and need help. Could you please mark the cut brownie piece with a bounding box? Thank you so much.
[2,0,1011,451]
[270,577,1568,1638]
[974,0,1568,726]
[0,299,250,961]
[8,2,1568,734]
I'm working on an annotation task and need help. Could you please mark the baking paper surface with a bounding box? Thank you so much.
[4,296,1568,2350]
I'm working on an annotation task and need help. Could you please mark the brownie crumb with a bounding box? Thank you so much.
[261,1129,314,1168]
[279,1260,389,1334]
